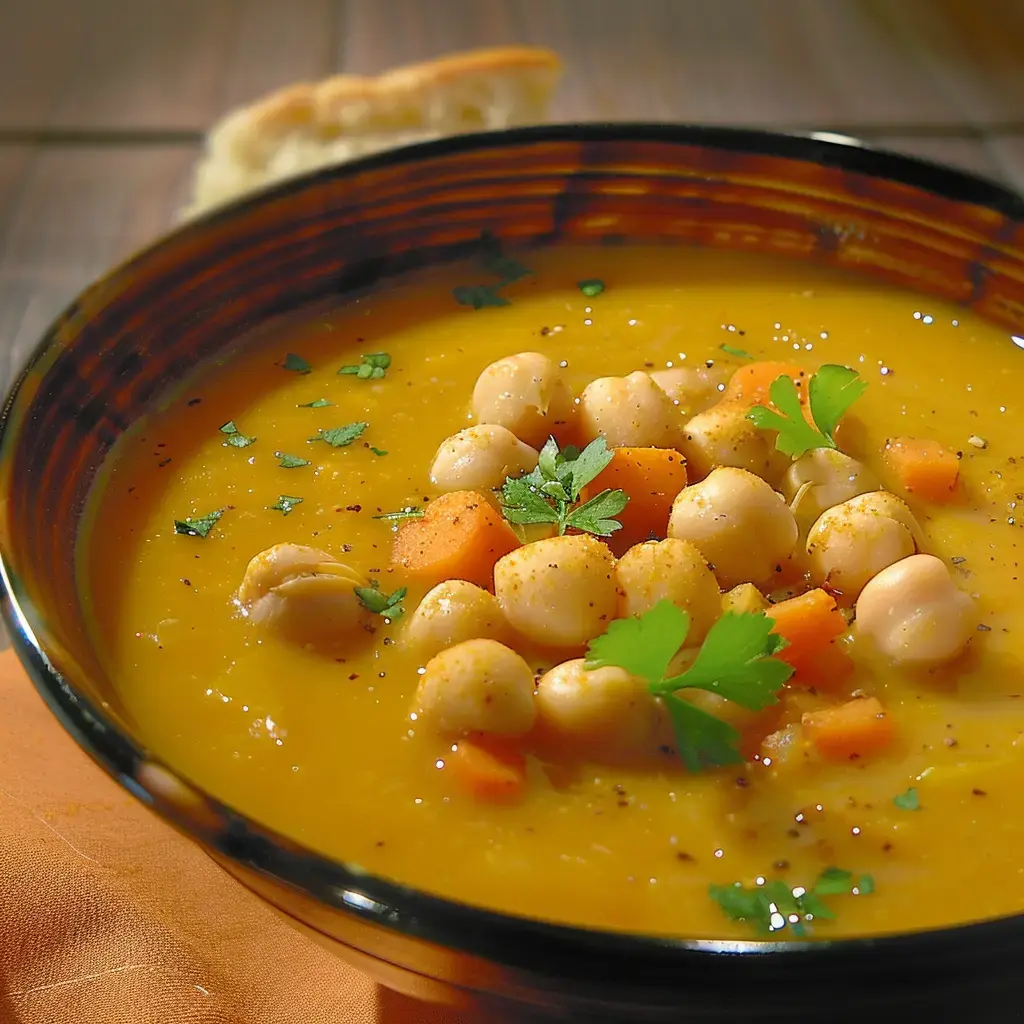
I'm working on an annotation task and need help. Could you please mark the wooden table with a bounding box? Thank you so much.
[1,0,1022,389]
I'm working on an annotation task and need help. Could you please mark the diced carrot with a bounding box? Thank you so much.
[579,446,688,554]
[446,738,527,803]
[787,640,856,693]
[883,436,960,503]
[767,588,847,667]
[722,361,808,408]
[391,490,519,590]
[802,697,894,761]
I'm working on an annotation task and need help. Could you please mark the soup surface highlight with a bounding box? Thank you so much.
[84,246,1024,940]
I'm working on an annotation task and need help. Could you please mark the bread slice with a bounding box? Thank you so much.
[183,46,562,219]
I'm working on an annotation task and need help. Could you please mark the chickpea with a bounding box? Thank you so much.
[535,659,667,760]
[679,401,788,482]
[855,554,974,667]
[237,543,373,649]
[471,352,577,447]
[579,370,685,449]
[668,467,798,589]
[430,425,538,492]
[721,582,768,616]
[415,638,536,736]
[782,449,880,531]
[404,580,511,660]
[649,365,725,416]
[616,538,721,643]
[806,491,920,603]
[494,534,617,648]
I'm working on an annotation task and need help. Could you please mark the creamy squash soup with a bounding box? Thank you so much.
[83,244,1024,940]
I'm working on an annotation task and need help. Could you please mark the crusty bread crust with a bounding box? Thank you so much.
[183,47,562,219]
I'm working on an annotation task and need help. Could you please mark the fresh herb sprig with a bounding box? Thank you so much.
[710,866,874,937]
[354,582,407,620]
[373,507,426,522]
[339,353,390,379]
[585,601,792,771]
[283,353,311,374]
[276,451,311,468]
[500,437,628,538]
[747,364,867,458]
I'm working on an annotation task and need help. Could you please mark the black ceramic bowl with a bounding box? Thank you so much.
[2,126,1024,1022]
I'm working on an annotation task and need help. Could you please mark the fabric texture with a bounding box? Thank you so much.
[0,651,484,1024]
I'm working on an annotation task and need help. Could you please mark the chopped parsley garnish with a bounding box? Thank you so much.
[298,398,332,408]
[500,437,628,538]
[173,508,225,538]
[585,601,792,771]
[308,422,369,447]
[577,278,605,297]
[369,447,388,457]
[275,452,311,468]
[339,353,391,379]
[453,284,510,309]
[219,420,256,448]
[747,364,867,458]
[283,352,311,374]
[710,866,874,936]
[893,786,921,811]
[269,495,303,515]
[453,236,531,309]
[354,582,407,620]
[720,343,754,359]
[373,507,426,522]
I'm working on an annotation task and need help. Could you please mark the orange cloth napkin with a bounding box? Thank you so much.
[0,651,487,1024]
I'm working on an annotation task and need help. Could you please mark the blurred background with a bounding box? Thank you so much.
[0,0,1021,393]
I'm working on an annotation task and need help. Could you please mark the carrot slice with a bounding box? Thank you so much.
[579,446,688,554]
[768,588,847,667]
[787,640,856,693]
[802,697,894,761]
[883,436,960,503]
[446,738,527,803]
[722,361,808,408]
[391,490,519,590]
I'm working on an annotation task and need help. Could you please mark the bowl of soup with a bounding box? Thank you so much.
[2,125,1024,1021]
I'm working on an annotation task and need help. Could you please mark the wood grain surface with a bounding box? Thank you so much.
[0,0,1021,394]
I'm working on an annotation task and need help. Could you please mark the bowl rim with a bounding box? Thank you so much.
[3,122,1024,979]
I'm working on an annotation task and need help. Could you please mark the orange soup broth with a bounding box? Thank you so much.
[83,246,1024,939]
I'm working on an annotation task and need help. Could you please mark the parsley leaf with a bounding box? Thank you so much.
[893,786,921,811]
[658,612,790,709]
[373,507,425,522]
[586,600,688,682]
[338,353,391,379]
[269,495,303,515]
[354,583,407,620]
[453,284,510,309]
[565,488,630,537]
[482,251,530,284]
[369,446,388,457]
[500,437,626,538]
[665,694,744,772]
[173,508,224,538]
[584,602,793,771]
[275,452,310,468]
[809,364,868,439]
[720,343,753,359]
[308,422,368,447]
[219,420,256,448]
[283,352,311,374]
[298,398,332,408]
[710,865,874,936]
[747,364,866,458]
[578,278,605,297]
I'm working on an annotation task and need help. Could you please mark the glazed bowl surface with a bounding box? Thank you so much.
[2,125,1024,1022]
